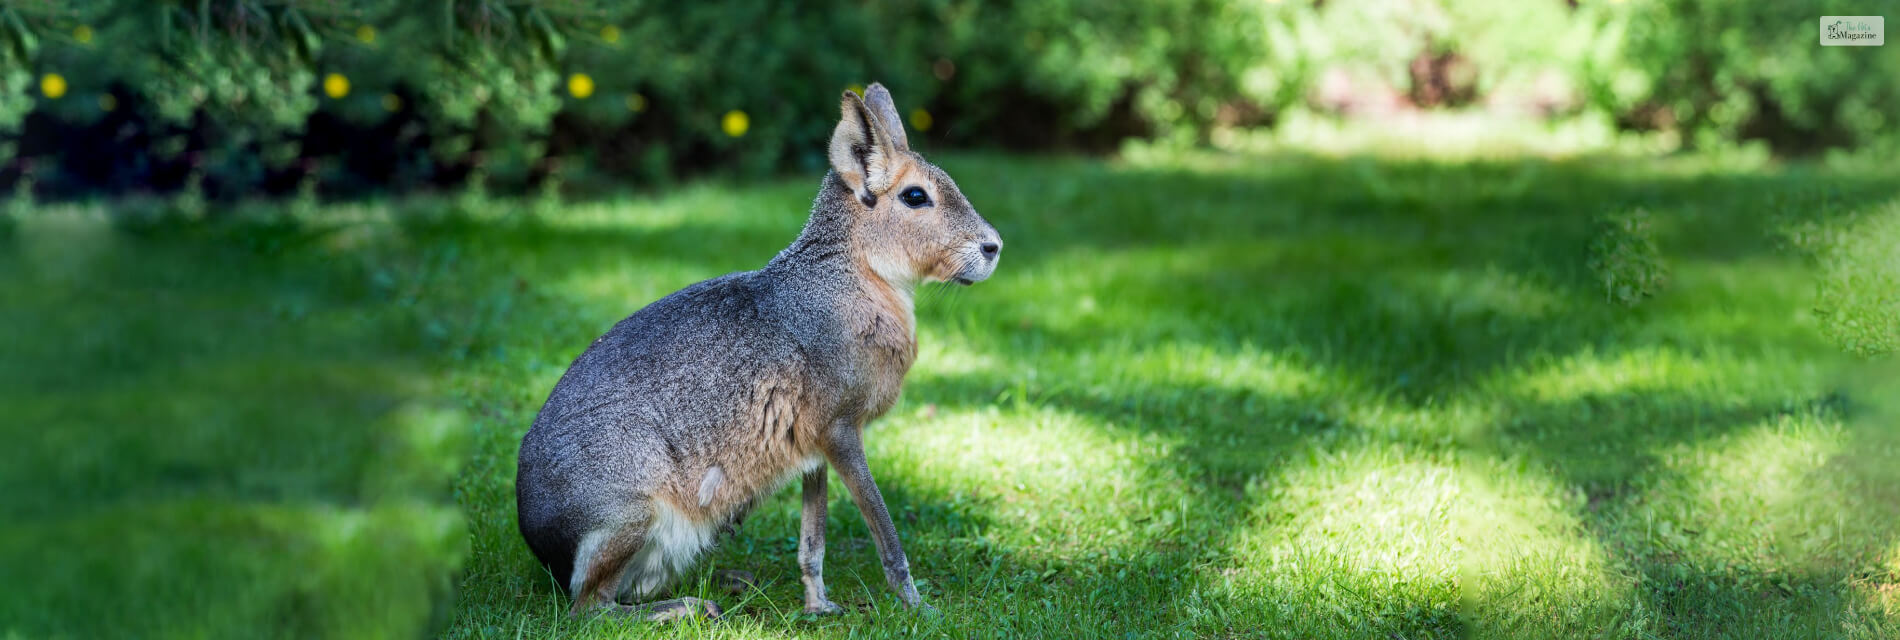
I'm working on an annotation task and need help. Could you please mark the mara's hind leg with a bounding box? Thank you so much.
[569,521,724,621]
[568,522,648,615]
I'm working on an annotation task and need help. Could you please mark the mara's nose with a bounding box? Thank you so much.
[980,242,1000,260]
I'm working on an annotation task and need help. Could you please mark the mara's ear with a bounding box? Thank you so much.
[828,87,905,207]
[861,83,910,152]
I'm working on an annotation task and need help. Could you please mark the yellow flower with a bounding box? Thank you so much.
[627,93,648,113]
[568,73,595,99]
[73,25,94,44]
[601,25,620,43]
[909,108,933,132]
[355,25,376,44]
[722,110,749,137]
[323,73,350,99]
[847,84,865,97]
[382,93,402,112]
[40,74,66,99]
[99,94,117,112]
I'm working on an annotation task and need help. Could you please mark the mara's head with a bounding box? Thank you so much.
[828,83,1001,287]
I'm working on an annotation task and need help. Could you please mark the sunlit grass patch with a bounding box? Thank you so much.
[1343,397,1498,445]
[1196,110,1637,161]
[1579,408,1900,639]
[904,329,1352,478]
[1851,542,1900,622]
[1227,444,1466,637]
[914,336,1333,402]
[1455,458,1635,639]
[911,338,1007,379]
[1112,341,1329,399]
[1646,257,1842,349]
[529,181,810,234]
[983,241,1289,341]
[1508,346,1729,405]
[1810,198,1900,356]
[873,404,1185,559]
[1613,413,1884,573]
[552,256,725,312]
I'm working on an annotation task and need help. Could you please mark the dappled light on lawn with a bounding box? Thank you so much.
[1809,198,1900,356]
[8,0,1900,635]
[911,339,1006,379]
[553,256,721,313]
[13,148,1900,639]
[1223,446,1638,638]
[1857,542,1900,623]
[1340,396,1500,446]
[1507,346,1732,405]
[1227,446,1466,635]
[875,403,1184,558]
[1455,455,1631,638]
[1618,414,1890,574]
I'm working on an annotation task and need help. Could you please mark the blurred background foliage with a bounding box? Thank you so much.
[0,0,1896,202]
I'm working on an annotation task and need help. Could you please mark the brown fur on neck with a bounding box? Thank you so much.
[847,239,918,422]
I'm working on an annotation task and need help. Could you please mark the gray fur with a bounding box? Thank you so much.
[516,83,999,618]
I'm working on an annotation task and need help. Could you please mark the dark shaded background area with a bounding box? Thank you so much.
[3,0,1898,203]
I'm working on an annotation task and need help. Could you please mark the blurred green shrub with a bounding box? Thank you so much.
[2,0,1896,200]
[3,0,1286,198]
[1,2,109,170]
[1806,204,1900,356]
[1575,0,1900,152]
[1589,207,1669,307]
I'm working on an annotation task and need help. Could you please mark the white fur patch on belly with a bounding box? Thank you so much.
[607,456,825,602]
[617,501,719,601]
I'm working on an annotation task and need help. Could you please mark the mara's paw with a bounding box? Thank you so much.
[613,597,722,623]
[802,599,845,616]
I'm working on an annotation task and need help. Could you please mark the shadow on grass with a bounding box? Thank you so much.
[0,217,467,638]
[14,149,1898,638]
[900,361,1885,637]
[418,152,1897,636]
[358,153,1900,637]
[889,189,1888,635]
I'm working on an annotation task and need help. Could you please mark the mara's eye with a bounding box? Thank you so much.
[899,186,930,208]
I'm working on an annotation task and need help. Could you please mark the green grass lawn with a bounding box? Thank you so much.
[5,149,1899,639]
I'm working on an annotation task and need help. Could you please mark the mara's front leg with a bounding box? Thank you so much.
[826,423,930,610]
[799,465,845,614]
